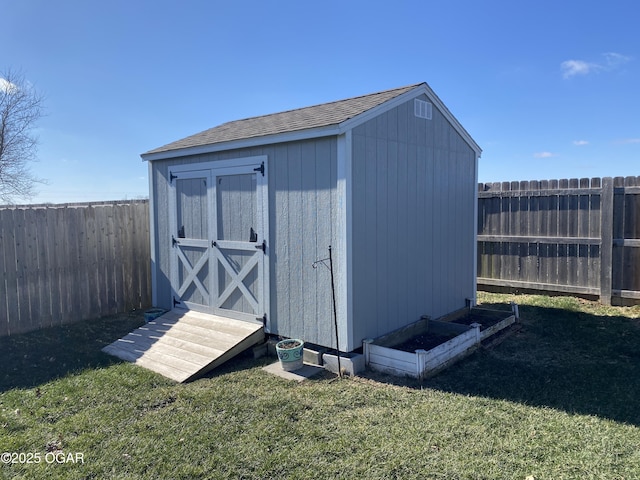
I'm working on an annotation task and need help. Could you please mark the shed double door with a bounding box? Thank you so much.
[169,161,268,325]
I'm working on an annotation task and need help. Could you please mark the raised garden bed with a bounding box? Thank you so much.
[363,304,518,380]
[452,305,518,342]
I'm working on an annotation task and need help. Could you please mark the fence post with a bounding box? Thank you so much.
[599,177,614,305]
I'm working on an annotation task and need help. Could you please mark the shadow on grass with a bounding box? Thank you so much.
[1,311,332,393]
[365,303,640,426]
[4,303,639,427]
[0,311,146,392]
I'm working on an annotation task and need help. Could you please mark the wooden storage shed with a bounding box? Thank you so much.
[141,82,481,353]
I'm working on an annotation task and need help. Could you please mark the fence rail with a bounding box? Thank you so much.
[477,176,640,304]
[0,200,151,336]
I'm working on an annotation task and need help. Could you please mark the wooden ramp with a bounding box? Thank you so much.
[102,310,264,382]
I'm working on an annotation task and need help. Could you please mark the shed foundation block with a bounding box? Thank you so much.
[322,352,365,376]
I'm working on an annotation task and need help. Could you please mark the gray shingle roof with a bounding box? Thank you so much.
[145,83,423,155]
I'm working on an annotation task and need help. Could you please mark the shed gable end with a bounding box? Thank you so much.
[349,94,478,344]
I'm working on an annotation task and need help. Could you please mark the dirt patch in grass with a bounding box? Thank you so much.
[452,311,509,329]
[393,331,459,352]
[392,309,514,352]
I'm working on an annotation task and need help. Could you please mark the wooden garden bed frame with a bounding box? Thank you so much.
[363,304,518,380]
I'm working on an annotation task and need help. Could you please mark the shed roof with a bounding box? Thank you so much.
[142,82,481,160]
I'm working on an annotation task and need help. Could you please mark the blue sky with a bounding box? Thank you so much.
[2,0,638,204]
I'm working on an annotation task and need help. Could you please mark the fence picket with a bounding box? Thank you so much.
[24,209,41,331]
[84,205,99,319]
[64,207,82,322]
[588,178,602,291]
[48,208,61,325]
[0,209,16,336]
[94,206,108,314]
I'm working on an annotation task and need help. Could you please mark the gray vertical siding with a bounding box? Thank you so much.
[351,95,477,344]
[271,140,337,346]
[149,137,338,348]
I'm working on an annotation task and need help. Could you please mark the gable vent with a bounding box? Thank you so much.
[414,99,432,120]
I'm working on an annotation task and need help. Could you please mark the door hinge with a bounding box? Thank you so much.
[170,171,178,183]
[255,240,266,253]
[173,297,181,307]
[172,235,178,247]
[256,314,267,328]
[253,162,264,176]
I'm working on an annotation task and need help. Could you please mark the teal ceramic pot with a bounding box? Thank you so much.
[275,339,304,371]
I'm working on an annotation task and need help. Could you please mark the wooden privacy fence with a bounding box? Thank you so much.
[0,200,151,337]
[477,176,640,305]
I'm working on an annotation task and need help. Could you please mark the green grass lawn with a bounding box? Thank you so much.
[1,294,640,479]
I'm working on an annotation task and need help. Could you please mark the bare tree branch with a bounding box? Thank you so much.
[0,68,46,204]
